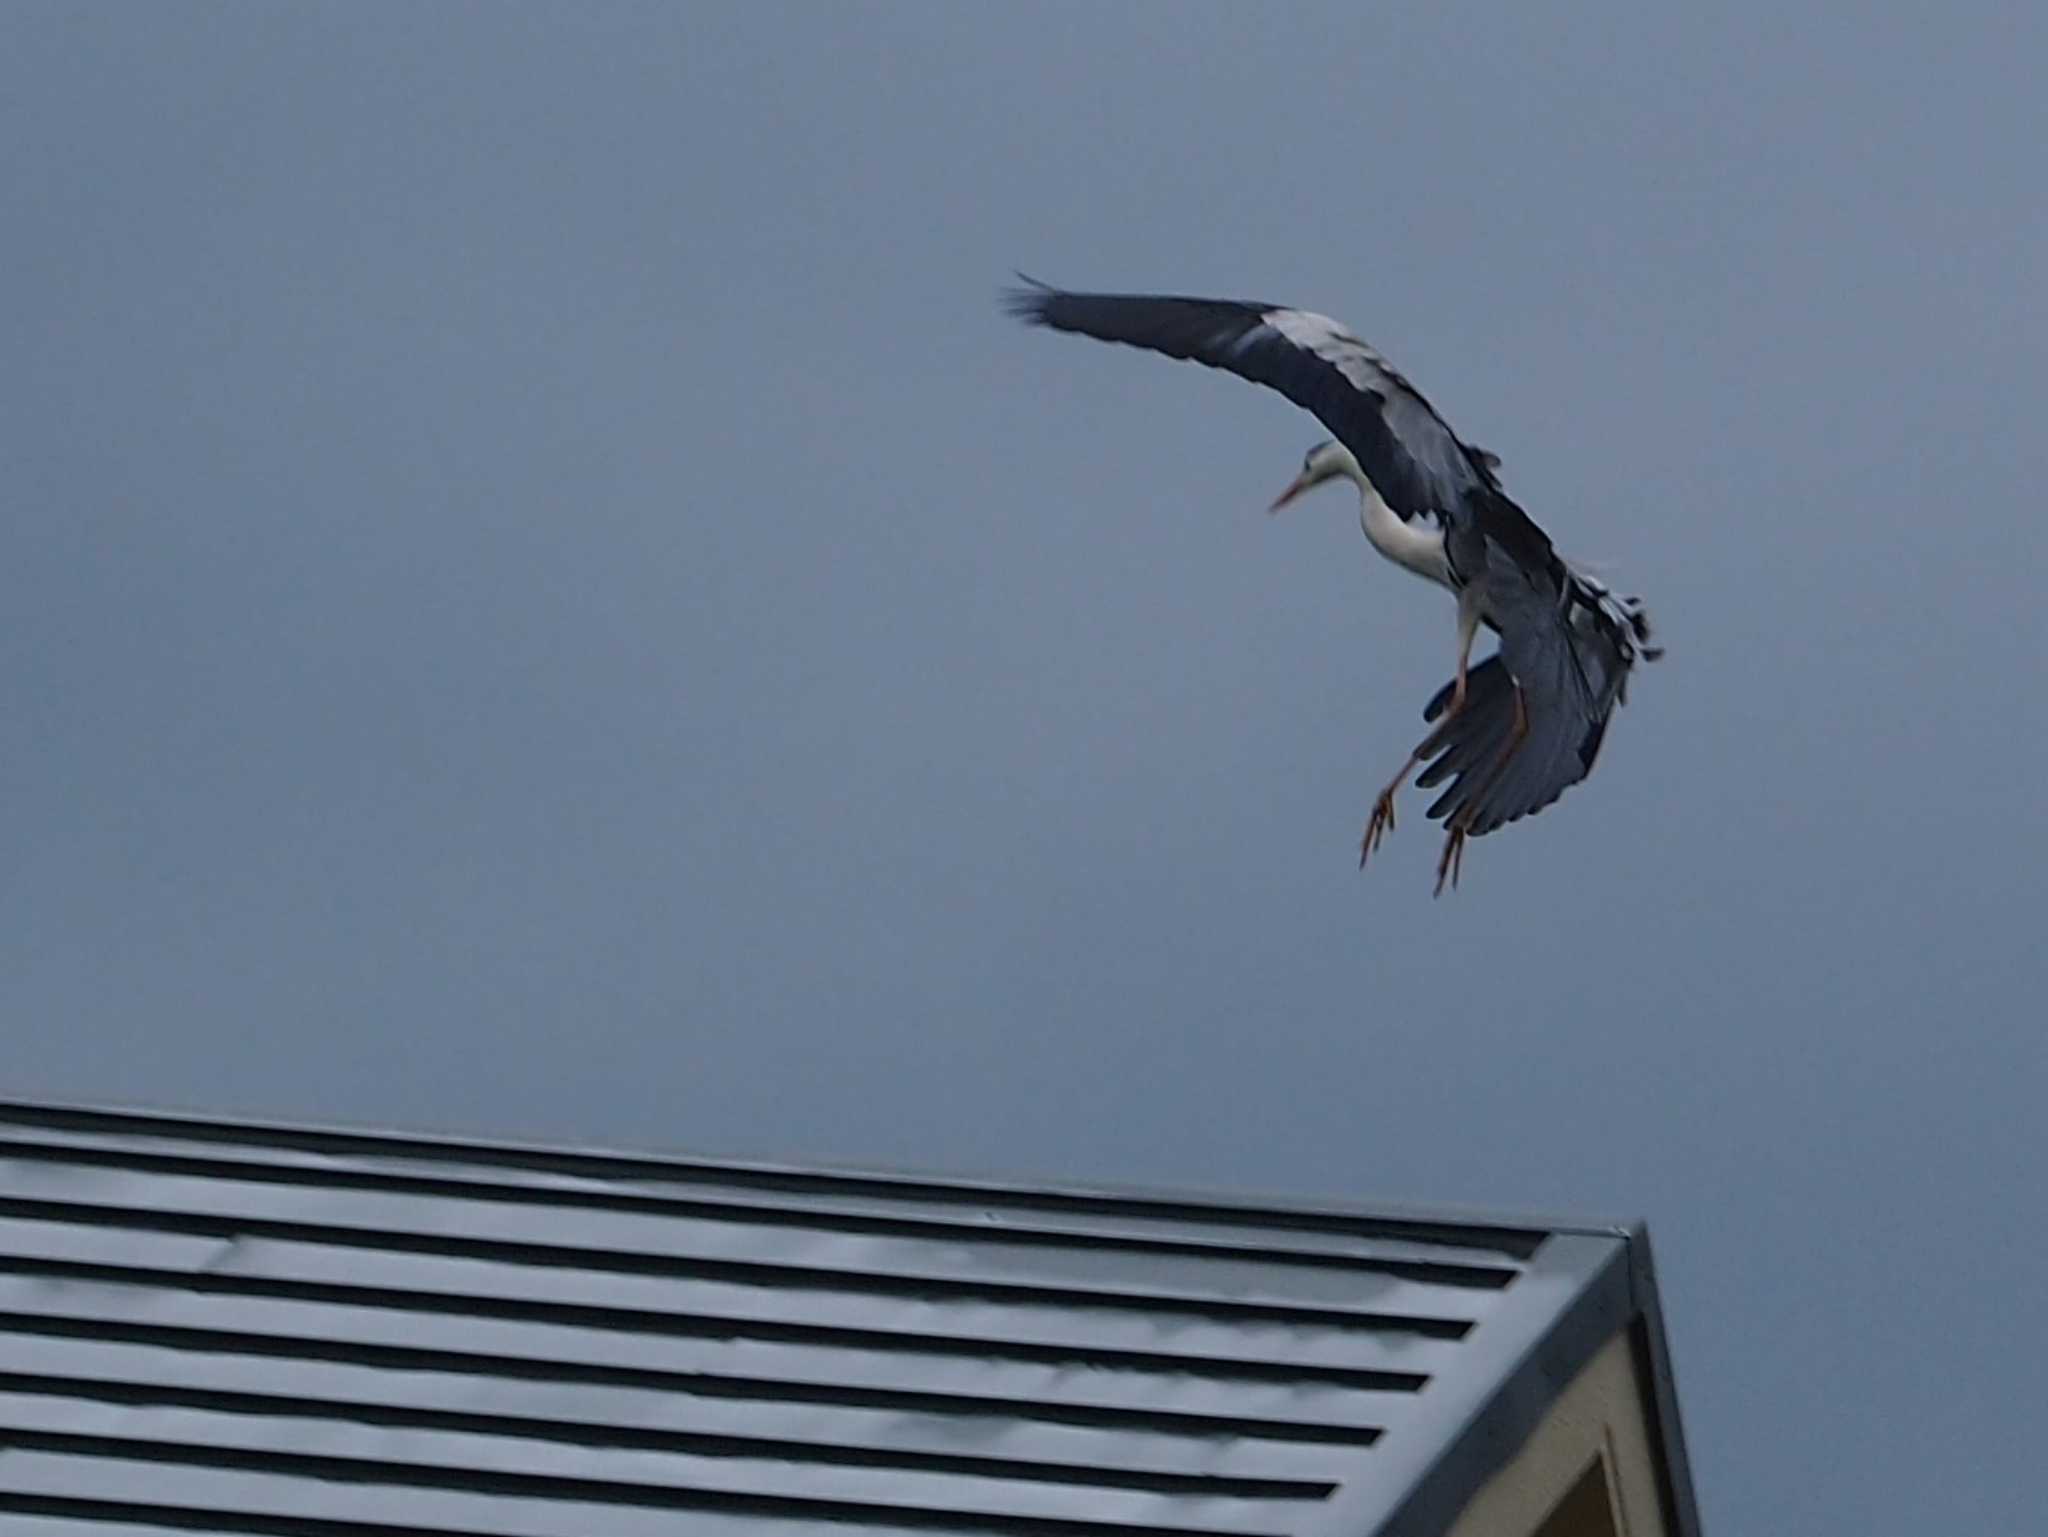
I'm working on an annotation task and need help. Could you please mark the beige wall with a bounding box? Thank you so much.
[1444,1329,1673,1537]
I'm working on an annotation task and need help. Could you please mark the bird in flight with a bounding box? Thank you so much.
[1004,278,1659,893]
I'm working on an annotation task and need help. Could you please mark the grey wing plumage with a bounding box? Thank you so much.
[1414,585,1636,836]
[1003,277,1504,528]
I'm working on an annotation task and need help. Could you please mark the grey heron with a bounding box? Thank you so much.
[1004,279,1659,893]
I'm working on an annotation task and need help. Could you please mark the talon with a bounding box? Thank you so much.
[1359,750,1422,872]
[1430,683,1526,896]
[1359,789,1399,867]
[1433,822,1467,898]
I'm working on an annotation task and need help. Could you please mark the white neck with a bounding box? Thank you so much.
[1346,466,1451,589]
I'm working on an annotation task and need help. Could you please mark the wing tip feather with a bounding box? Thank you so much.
[1000,272,1058,326]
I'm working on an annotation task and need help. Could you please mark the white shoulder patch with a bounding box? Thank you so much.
[1260,308,1391,395]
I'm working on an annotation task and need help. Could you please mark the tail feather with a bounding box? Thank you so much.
[1565,562,1662,663]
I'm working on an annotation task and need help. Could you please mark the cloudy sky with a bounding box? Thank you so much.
[5,3,2044,1530]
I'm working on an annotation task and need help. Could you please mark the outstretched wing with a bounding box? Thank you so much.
[1414,587,1637,836]
[1004,278,1503,527]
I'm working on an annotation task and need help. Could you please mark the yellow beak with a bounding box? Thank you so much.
[1268,473,1311,515]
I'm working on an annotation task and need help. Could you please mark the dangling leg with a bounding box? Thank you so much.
[1362,709,1463,864]
[1361,752,1417,864]
[1433,822,1467,897]
[1447,583,1485,716]
[1433,683,1529,897]
[1362,586,1487,867]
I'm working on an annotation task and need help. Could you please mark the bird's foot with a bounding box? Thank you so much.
[1359,788,1398,867]
[1433,823,1467,898]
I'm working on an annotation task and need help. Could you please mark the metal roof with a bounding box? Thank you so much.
[0,1100,1698,1537]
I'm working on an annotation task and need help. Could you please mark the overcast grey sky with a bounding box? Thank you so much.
[5,3,2044,1530]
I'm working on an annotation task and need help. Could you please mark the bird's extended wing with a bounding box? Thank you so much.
[1413,585,1635,836]
[1004,278,1505,527]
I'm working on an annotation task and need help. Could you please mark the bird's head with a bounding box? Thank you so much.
[1268,440,1359,514]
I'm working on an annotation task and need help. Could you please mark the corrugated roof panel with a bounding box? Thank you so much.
[0,1101,1685,1537]
[0,1153,1521,1298]
[0,1216,1472,1376]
